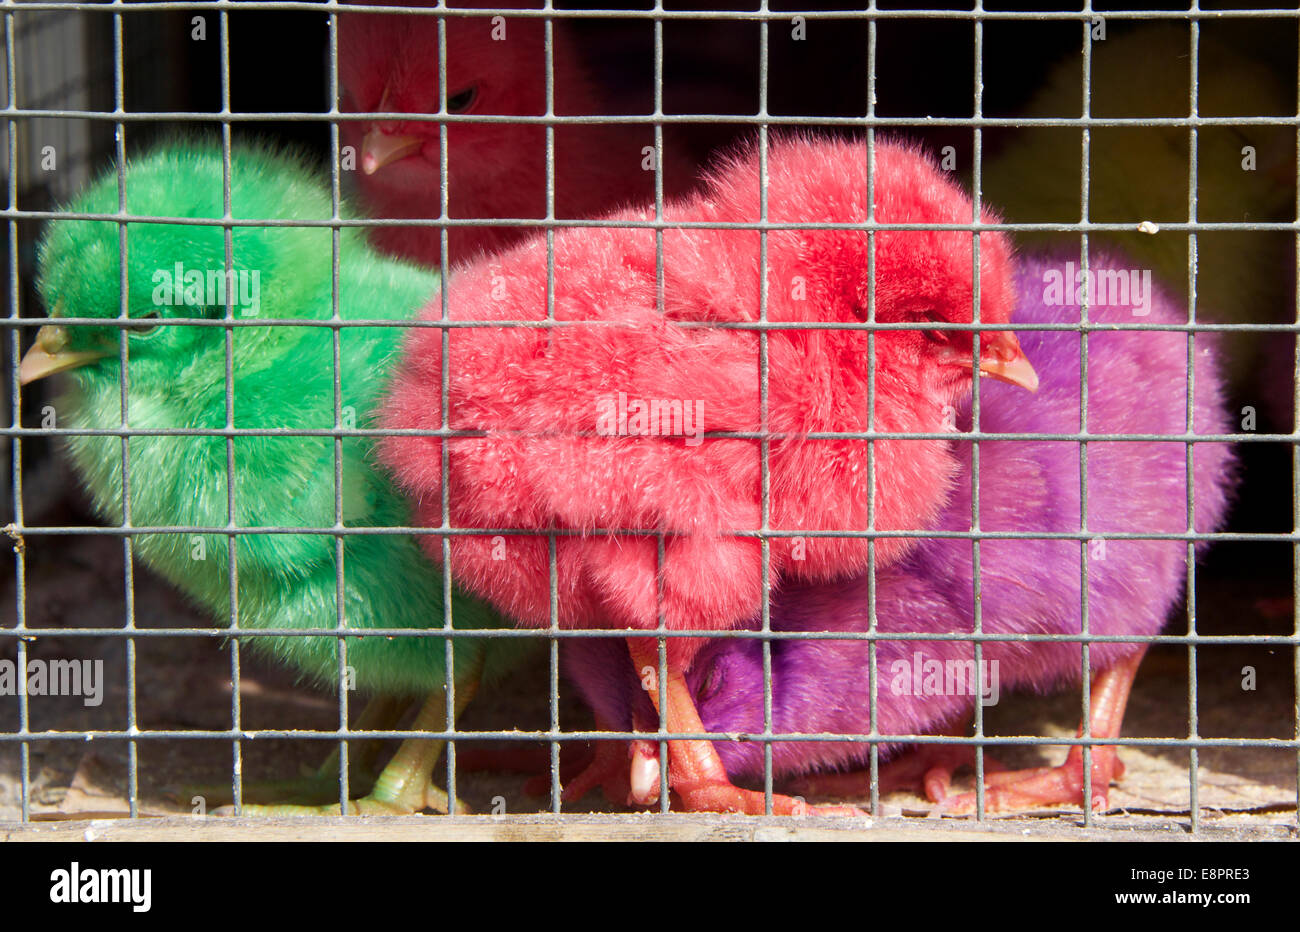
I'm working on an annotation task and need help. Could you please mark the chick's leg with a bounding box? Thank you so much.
[219,673,481,817]
[626,638,864,816]
[311,694,409,789]
[935,649,1145,815]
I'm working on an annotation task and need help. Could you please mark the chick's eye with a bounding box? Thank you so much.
[127,311,161,336]
[445,85,477,114]
[699,663,725,701]
[911,310,946,345]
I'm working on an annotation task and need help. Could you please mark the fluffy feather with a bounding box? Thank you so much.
[29,142,526,698]
[378,134,1027,670]
[563,249,1237,785]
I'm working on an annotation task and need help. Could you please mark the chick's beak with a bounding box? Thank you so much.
[19,326,106,385]
[977,332,1039,393]
[361,128,423,176]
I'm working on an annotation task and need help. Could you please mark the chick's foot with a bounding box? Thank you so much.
[626,638,866,817]
[216,688,475,816]
[933,650,1144,815]
[787,739,1006,805]
[934,745,1125,815]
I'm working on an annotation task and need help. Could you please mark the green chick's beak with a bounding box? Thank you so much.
[19,325,108,385]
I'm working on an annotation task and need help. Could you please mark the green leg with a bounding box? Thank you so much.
[218,675,481,817]
[300,694,411,795]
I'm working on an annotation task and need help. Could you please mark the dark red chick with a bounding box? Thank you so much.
[339,0,693,266]
[378,134,1039,814]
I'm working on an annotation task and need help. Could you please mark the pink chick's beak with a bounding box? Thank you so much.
[978,332,1039,393]
[361,129,423,176]
[19,325,106,385]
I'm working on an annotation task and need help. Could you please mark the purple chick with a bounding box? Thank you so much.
[560,249,1238,814]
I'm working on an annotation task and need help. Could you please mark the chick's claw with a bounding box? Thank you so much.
[934,745,1125,816]
[934,651,1143,815]
[214,782,471,818]
[179,771,376,810]
[563,736,657,807]
[787,742,1006,804]
[620,724,863,817]
[674,780,867,818]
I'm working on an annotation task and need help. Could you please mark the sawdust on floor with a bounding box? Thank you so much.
[2,529,1296,831]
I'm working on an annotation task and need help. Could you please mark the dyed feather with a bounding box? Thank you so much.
[26,142,526,700]
[339,0,697,267]
[378,134,1031,671]
[563,250,1237,784]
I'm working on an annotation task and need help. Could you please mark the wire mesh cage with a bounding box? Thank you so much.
[1,1,1297,838]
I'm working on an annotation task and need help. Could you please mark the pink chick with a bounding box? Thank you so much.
[378,134,1039,814]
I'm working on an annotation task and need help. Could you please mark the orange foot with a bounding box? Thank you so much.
[624,638,867,817]
[933,649,1146,815]
[626,740,862,815]
[554,722,658,807]
[935,744,1125,814]
[788,740,1005,804]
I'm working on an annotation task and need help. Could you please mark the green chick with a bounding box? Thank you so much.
[20,141,532,815]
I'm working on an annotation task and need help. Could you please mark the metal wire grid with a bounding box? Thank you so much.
[1,6,173,206]
[0,3,1296,829]
[3,8,105,205]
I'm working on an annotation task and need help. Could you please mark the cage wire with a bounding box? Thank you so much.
[1,2,1297,833]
